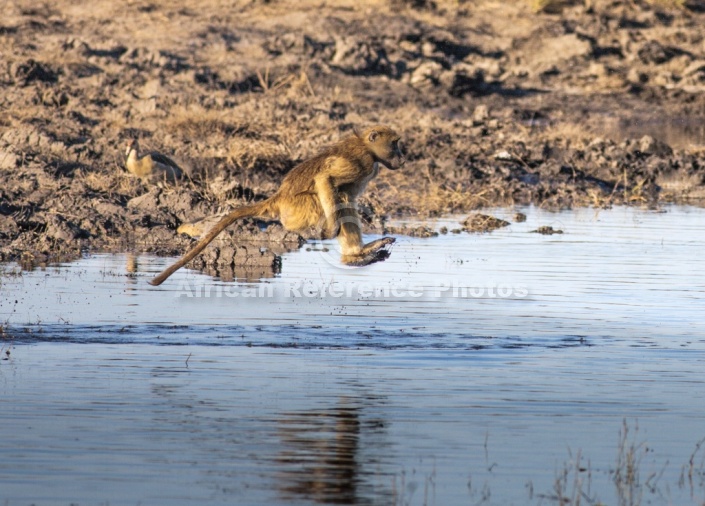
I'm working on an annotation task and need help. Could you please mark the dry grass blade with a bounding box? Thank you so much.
[614,419,646,506]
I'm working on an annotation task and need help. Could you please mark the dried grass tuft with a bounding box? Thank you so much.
[165,106,249,141]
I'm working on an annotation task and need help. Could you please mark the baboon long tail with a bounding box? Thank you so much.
[149,201,272,286]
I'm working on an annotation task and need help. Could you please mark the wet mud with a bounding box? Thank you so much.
[2,0,705,272]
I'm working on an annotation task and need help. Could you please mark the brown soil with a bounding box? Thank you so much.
[1,0,705,272]
[531,225,564,234]
[462,213,511,233]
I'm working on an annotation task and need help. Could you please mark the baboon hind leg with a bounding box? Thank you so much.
[278,193,324,233]
[336,204,395,266]
[341,237,396,266]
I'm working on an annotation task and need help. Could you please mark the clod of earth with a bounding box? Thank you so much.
[530,226,564,235]
[384,225,438,238]
[462,214,511,233]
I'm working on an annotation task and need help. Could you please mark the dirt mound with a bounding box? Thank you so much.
[462,214,511,233]
[383,225,438,238]
[1,0,704,271]
[531,225,564,235]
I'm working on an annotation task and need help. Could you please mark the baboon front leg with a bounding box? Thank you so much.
[314,174,341,238]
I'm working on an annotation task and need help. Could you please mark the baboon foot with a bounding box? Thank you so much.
[341,237,395,266]
[361,237,395,254]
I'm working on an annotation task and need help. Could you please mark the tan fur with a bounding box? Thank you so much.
[125,139,183,185]
[149,125,405,286]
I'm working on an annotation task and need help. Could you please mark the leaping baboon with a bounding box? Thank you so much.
[149,125,405,286]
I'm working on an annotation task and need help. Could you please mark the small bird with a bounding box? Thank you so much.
[124,139,184,185]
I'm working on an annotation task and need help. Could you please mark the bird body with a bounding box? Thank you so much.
[124,139,183,185]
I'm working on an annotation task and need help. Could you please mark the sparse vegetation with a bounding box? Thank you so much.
[0,266,23,285]
[613,420,649,506]
[530,420,705,506]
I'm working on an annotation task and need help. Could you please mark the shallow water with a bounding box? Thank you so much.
[1,206,705,505]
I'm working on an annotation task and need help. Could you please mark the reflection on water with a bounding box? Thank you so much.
[197,261,282,283]
[277,396,390,505]
[3,205,704,349]
[1,206,705,506]
[126,235,295,283]
[278,405,362,504]
[2,343,703,506]
[187,240,295,282]
[125,253,138,274]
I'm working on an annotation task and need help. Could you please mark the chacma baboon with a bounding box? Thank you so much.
[149,125,405,286]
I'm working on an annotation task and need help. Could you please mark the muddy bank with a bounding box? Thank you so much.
[1,0,705,272]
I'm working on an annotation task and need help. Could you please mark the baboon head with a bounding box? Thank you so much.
[362,125,405,170]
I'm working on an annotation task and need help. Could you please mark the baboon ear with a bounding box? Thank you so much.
[368,130,379,143]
